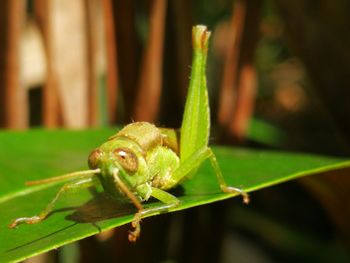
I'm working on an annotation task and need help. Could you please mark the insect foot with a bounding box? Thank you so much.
[8,215,42,228]
[222,186,250,204]
[128,212,142,242]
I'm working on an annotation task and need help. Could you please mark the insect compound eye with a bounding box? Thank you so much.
[88,149,103,169]
[113,148,138,173]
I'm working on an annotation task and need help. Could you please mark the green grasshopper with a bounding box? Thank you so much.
[9,25,248,241]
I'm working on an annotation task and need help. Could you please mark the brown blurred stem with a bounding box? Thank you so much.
[133,0,167,122]
[228,0,261,142]
[102,0,119,124]
[85,0,99,127]
[34,0,61,128]
[170,0,192,101]
[0,1,27,129]
[114,0,139,122]
[218,0,246,130]
[218,0,261,143]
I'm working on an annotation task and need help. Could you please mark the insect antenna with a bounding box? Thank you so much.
[26,169,101,186]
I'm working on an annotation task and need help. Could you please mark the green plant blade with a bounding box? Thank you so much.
[247,118,287,147]
[0,129,349,262]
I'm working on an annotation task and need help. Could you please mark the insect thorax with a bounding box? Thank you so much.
[110,122,163,154]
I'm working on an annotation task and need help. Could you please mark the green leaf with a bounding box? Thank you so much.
[1,129,349,262]
[247,118,287,147]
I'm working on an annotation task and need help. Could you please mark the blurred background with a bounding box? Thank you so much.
[1,0,350,262]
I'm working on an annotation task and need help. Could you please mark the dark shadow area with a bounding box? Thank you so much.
[66,192,135,224]
[67,185,185,224]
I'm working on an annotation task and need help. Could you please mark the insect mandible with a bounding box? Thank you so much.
[9,25,249,241]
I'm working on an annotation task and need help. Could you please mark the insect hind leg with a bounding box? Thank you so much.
[174,147,249,203]
[206,148,249,204]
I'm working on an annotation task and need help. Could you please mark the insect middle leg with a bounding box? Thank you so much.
[173,147,249,203]
[9,176,98,228]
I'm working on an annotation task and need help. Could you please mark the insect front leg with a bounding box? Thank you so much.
[174,147,249,203]
[129,185,180,242]
[9,176,98,228]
